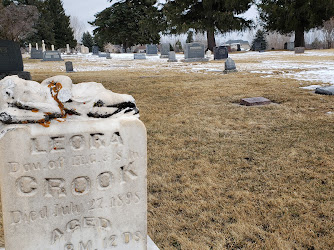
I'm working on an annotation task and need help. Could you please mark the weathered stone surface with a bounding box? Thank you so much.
[134,54,146,60]
[146,45,158,55]
[223,58,237,74]
[42,51,63,61]
[183,43,208,62]
[214,46,228,60]
[0,116,147,249]
[160,44,170,58]
[240,97,271,106]
[294,47,305,54]
[315,86,334,95]
[0,75,139,124]
[65,62,73,73]
[167,52,177,62]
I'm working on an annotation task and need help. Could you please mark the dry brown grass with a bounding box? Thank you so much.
[1,55,334,249]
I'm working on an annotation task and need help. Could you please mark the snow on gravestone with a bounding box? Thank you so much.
[0,75,147,250]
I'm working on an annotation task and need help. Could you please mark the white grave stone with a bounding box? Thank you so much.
[35,43,38,50]
[0,75,149,250]
[29,43,32,54]
[42,40,46,52]
[51,45,55,51]
[66,44,71,54]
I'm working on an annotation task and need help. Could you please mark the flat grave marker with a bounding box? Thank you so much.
[240,97,271,106]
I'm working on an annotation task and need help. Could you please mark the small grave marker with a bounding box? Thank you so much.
[134,53,146,60]
[240,97,271,106]
[42,51,64,61]
[167,51,177,62]
[92,46,99,55]
[214,46,228,60]
[160,43,170,58]
[294,47,305,54]
[223,58,237,74]
[65,61,73,72]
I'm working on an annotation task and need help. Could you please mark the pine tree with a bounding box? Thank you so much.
[258,0,334,47]
[81,32,94,51]
[251,30,267,51]
[163,0,252,51]
[91,0,163,51]
[45,0,76,48]
[186,31,194,43]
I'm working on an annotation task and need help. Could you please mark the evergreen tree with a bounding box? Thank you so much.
[81,32,94,50]
[45,0,76,48]
[163,0,252,51]
[258,0,334,47]
[186,31,194,43]
[90,0,163,51]
[251,30,267,51]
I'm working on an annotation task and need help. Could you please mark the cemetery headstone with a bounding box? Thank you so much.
[66,44,71,54]
[167,51,177,62]
[205,50,212,59]
[286,42,294,51]
[183,43,208,62]
[0,40,31,80]
[106,52,111,59]
[30,48,44,59]
[98,52,108,57]
[65,61,74,72]
[92,46,99,55]
[240,97,271,106]
[80,45,89,54]
[223,57,237,74]
[51,45,55,51]
[237,44,241,51]
[160,43,170,58]
[134,53,146,60]
[29,43,32,53]
[42,51,64,61]
[42,40,46,52]
[146,44,158,55]
[35,43,38,50]
[0,75,149,249]
[295,47,305,54]
[315,86,334,95]
[214,46,228,60]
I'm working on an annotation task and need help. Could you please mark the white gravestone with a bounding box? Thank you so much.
[35,43,38,50]
[28,43,32,54]
[51,45,55,51]
[66,44,71,54]
[42,40,46,52]
[0,75,149,250]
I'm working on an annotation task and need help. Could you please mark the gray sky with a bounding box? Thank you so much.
[62,0,111,33]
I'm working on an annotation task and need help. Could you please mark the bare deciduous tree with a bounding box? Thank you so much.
[70,16,86,42]
[0,3,38,42]
[323,17,334,48]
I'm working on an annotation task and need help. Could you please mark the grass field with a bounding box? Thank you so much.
[0,51,333,249]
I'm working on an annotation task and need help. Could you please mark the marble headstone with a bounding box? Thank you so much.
[160,43,170,58]
[223,58,237,74]
[183,43,208,62]
[214,46,228,60]
[0,75,147,250]
[167,51,177,62]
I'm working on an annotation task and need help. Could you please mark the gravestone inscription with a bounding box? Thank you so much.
[30,48,43,59]
[146,45,158,55]
[42,51,63,61]
[183,43,208,62]
[0,40,31,80]
[214,46,228,60]
[0,75,147,250]
[160,43,170,58]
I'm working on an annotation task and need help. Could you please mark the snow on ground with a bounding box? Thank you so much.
[24,50,334,87]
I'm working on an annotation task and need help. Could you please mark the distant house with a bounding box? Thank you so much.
[224,40,250,51]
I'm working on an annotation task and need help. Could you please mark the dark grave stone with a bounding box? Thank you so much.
[30,48,43,59]
[167,51,177,62]
[134,53,146,60]
[237,44,241,51]
[315,86,334,95]
[214,46,228,60]
[92,46,99,55]
[106,52,111,59]
[0,40,31,80]
[160,43,170,58]
[254,41,265,52]
[223,58,237,74]
[146,44,158,55]
[183,43,208,62]
[240,97,271,106]
[295,47,305,54]
[65,61,73,73]
[42,51,63,61]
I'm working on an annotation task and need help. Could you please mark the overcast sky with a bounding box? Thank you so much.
[62,0,259,41]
